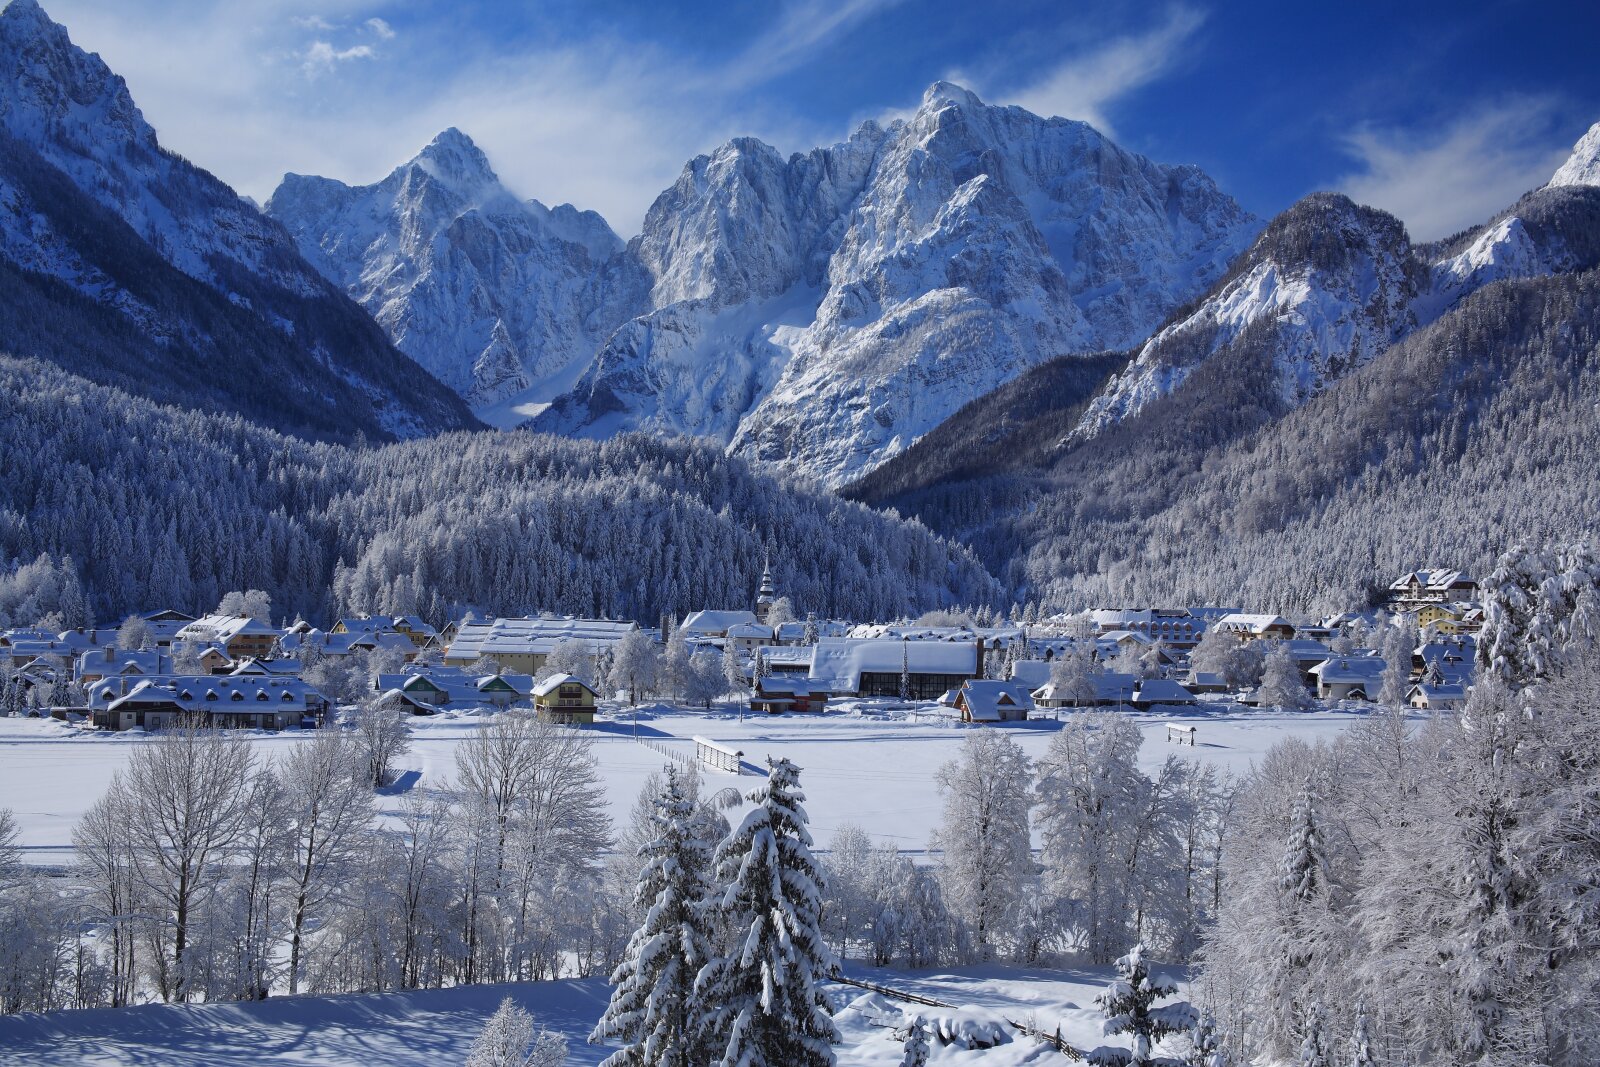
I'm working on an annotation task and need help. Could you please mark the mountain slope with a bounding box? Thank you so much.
[0,0,477,442]
[521,82,1257,485]
[851,161,1600,611]
[268,129,630,418]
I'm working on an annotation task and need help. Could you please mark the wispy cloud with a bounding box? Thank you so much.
[302,39,374,73]
[1333,98,1574,240]
[364,16,393,41]
[996,5,1204,135]
[722,0,903,89]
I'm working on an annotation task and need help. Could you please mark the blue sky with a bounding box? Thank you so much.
[36,0,1600,239]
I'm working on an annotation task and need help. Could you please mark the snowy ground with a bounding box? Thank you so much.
[0,700,1376,866]
[0,963,1156,1066]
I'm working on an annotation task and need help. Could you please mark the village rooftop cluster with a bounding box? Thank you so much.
[0,566,1485,731]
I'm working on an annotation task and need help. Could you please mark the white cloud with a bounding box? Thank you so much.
[301,39,374,73]
[1333,99,1574,241]
[996,5,1204,135]
[34,0,873,236]
[364,16,393,40]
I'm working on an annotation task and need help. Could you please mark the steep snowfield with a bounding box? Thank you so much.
[1074,193,1418,438]
[268,129,627,414]
[1548,120,1600,188]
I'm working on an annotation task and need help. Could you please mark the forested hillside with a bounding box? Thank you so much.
[856,268,1600,614]
[0,357,999,627]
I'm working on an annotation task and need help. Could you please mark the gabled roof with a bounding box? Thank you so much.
[446,616,636,658]
[681,610,761,636]
[1310,657,1387,684]
[177,614,279,643]
[958,679,1035,721]
[532,673,596,698]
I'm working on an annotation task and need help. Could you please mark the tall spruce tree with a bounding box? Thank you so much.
[695,757,839,1067]
[591,766,717,1067]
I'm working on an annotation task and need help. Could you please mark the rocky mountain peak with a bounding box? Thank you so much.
[408,126,501,196]
[1548,120,1600,189]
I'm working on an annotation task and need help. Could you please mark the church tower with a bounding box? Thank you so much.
[755,557,776,624]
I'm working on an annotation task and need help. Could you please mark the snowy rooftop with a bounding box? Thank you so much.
[446,616,636,658]
[808,638,979,691]
[680,610,760,636]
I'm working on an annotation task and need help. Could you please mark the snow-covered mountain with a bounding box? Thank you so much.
[1074,194,1422,438]
[1067,127,1600,444]
[267,130,629,416]
[0,0,477,442]
[1549,120,1600,189]
[535,82,1256,485]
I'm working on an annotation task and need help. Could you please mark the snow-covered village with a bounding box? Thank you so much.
[2,0,1600,1064]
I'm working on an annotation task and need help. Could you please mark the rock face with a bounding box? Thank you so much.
[533,82,1256,485]
[282,81,1253,482]
[267,129,628,418]
[0,0,478,441]
[1074,194,1422,438]
[1548,121,1600,189]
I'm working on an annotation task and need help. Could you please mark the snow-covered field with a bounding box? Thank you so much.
[0,963,1153,1066]
[0,700,1370,866]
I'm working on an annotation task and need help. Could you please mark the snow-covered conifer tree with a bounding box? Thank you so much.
[591,767,716,1067]
[1295,1005,1328,1067]
[898,1015,931,1067]
[1087,943,1196,1066]
[695,757,838,1067]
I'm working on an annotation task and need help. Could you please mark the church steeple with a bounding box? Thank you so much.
[755,555,776,623]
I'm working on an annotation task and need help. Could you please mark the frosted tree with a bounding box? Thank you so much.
[1376,620,1416,707]
[350,693,411,787]
[1255,644,1311,711]
[276,731,372,995]
[1087,943,1196,1067]
[695,757,839,1067]
[1347,1002,1374,1067]
[803,613,820,646]
[591,767,716,1067]
[467,997,568,1067]
[1476,544,1553,689]
[685,651,725,709]
[722,644,745,696]
[659,629,692,701]
[539,637,594,685]
[1049,646,1102,707]
[898,1015,931,1067]
[933,730,1032,960]
[1280,786,1325,906]
[118,727,260,1002]
[216,589,272,622]
[767,596,796,629]
[611,629,660,705]
[899,642,911,700]
[117,615,153,651]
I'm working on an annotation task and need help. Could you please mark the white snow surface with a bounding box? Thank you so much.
[2,701,1369,867]
[0,962,1169,1066]
[1548,120,1600,188]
